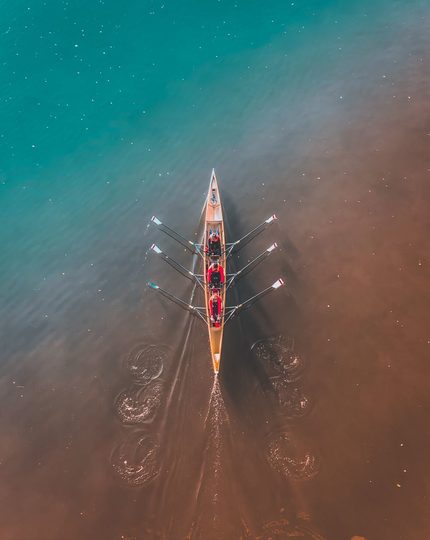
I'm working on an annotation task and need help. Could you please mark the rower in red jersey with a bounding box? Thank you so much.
[209,289,222,327]
[207,260,225,291]
[207,231,221,257]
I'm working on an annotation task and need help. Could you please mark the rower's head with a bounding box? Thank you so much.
[213,261,219,270]
[210,231,218,239]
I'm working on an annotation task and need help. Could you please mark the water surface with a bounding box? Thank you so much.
[1,1,430,539]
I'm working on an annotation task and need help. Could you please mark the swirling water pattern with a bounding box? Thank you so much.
[252,336,319,483]
[110,434,160,487]
[111,343,168,486]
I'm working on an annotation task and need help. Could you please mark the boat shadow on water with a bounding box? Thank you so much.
[218,193,324,539]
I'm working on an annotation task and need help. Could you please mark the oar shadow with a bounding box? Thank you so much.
[220,191,303,416]
[223,191,301,286]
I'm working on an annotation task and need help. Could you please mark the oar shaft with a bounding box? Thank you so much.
[150,244,204,289]
[151,216,196,253]
[147,282,207,322]
[224,278,285,323]
[227,243,277,289]
[228,215,277,254]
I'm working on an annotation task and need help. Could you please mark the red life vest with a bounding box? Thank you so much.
[207,264,225,286]
[209,295,222,319]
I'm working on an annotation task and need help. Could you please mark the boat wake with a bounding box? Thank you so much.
[187,376,231,539]
[204,375,229,429]
[201,376,229,507]
[203,376,229,500]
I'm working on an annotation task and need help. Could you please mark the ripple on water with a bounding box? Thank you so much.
[115,381,163,424]
[272,379,312,418]
[253,518,326,540]
[267,432,319,481]
[111,434,159,486]
[125,344,166,383]
[251,336,305,382]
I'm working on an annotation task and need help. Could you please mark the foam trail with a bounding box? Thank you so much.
[186,376,231,539]
[204,377,229,515]
[204,375,228,428]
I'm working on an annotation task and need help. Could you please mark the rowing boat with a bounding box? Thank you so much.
[148,169,284,375]
[203,171,226,373]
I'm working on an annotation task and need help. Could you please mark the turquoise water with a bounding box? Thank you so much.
[1,1,430,539]
[2,0,428,333]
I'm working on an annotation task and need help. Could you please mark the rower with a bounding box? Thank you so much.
[209,290,222,327]
[207,261,225,290]
[207,231,221,257]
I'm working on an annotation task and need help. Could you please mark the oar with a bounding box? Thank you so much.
[150,216,202,255]
[150,244,204,289]
[224,278,285,323]
[226,243,278,290]
[225,214,277,256]
[147,282,207,322]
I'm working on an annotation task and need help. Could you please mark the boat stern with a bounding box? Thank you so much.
[212,353,221,374]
